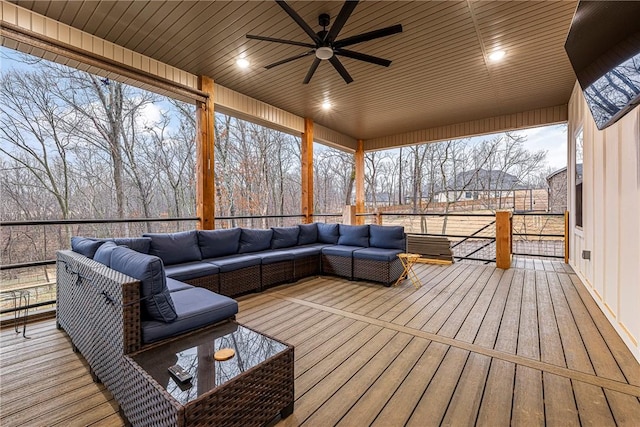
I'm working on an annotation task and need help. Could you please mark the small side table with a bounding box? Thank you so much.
[1,290,30,338]
[394,253,422,289]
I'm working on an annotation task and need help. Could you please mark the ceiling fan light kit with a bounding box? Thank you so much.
[246,0,403,84]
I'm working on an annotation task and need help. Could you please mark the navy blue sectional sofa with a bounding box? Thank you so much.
[56,223,404,404]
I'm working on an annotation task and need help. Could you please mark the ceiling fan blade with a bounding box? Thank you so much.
[324,1,359,42]
[329,56,354,84]
[335,49,392,67]
[246,34,315,48]
[334,24,403,48]
[264,50,315,69]
[303,58,321,84]
[276,0,321,44]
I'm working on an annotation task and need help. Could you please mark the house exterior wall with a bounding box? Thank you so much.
[568,82,640,362]
[547,169,568,213]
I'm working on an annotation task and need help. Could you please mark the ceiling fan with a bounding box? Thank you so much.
[246,0,403,84]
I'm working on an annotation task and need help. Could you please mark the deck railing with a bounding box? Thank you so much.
[0,211,565,314]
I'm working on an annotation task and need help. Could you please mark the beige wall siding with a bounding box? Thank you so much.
[568,82,640,362]
[365,105,568,150]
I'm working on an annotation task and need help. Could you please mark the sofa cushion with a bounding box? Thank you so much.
[238,228,273,254]
[298,223,318,245]
[166,277,194,292]
[164,261,220,282]
[110,247,177,323]
[107,237,152,254]
[322,245,364,256]
[197,228,241,259]
[93,241,118,267]
[338,224,369,247]
[141,287,238,343]
[286,244,330,259]
[317,223,339,244]
[353,247,404,262]
[206,254,262,273]
[369,225,406,250]
[143,230,201,266]
[271,227,300,249]
[259,250,294,264]
[70,237,105,259]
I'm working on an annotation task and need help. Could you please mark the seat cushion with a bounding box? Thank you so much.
[143,230,201,266]
[141,288,238,343]
[93,241,118,267]
[238,228,273,253]
[70,237,105,258]
[110,247,177,323]
[298,223,318,245]
[286,244,329,259]
[271,227,300,249]
[166,277,194,292]
[206,254,262,272]
[259,250,294,264]
[198,228,241,258]
[164,261,220,282]
[317,223,340,244]
[369,225,406,250]
[353,247,404,262]
[338,224,369,247]
[322,245,364,256]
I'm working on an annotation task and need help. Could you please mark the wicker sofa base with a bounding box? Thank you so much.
[219,265,262,297]
[293,255,321,280]
[321,254,353,279]
[353,257,405,286]
[183,273,219,292]
[262,261,294,289]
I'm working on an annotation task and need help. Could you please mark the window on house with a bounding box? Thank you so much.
[575,129,583,228]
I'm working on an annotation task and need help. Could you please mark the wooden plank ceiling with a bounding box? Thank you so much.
[11,1,578,141]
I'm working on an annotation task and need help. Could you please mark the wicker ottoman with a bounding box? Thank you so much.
[120,322,294,427]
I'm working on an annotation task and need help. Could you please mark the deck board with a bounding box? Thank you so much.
[1,259,639,426]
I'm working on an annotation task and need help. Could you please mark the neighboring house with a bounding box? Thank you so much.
[547,164,581,213]
[433,169,524,203]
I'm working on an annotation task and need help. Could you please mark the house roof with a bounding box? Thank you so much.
[6,1,578,147]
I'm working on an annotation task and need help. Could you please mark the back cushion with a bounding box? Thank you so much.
[298,223,318,245]
[338,224,369,247]
[110,247,177,322]
[271,227,300,249]
[238,228,273,253]
[71,237,105,259]
[94,241,118,267]
[109,237,152,254]
[198,228,241,258]
[369,225,406,250]
[143,230,201,266]
[317,223,340,244]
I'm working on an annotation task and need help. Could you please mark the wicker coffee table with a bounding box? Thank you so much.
[120,322,294,427]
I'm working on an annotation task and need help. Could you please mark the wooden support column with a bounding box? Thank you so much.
[496,210,512,269]
[355,139,365,225]
[196,76,215,230]
[301,118,314,224]
[564,210,569,263]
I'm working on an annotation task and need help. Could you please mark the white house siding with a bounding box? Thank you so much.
[568,82,640,362]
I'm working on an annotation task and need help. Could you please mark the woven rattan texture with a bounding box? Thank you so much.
[121,355,182,427]
[262,261,294,289]
[293,255,321,280]
[184,274,219,292]
[219,265,261,297]
[353,257,404,286]
[321,254,353,279]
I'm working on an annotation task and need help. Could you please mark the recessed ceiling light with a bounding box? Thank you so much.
[236,58,250,69]
[322,101,332,110]
[489,50,506,61]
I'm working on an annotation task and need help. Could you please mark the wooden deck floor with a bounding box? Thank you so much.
[1,260,639,426]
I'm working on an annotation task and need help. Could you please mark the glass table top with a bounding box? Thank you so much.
[131,323,288,405]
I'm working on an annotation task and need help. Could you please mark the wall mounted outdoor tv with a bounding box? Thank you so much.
[564,1,640,130]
